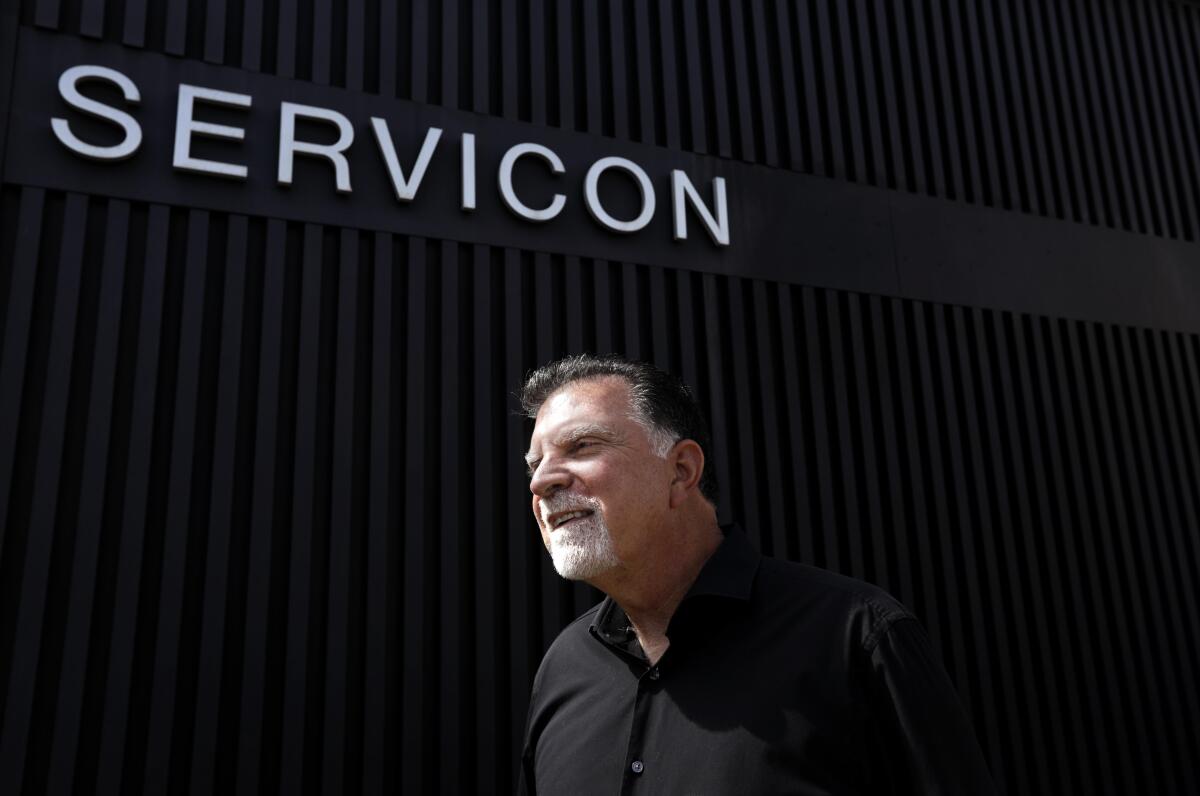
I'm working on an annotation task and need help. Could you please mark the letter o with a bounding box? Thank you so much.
[583,156,656,233]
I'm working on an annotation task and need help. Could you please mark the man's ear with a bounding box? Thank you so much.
[668,439,705,508]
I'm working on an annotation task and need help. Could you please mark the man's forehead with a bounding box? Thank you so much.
[526,378,635,453]
[534,378,631,424]
[542,375,630,410]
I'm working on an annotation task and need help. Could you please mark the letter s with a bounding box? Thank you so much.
[51,65,143,161]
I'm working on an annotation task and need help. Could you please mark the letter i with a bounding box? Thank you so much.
[462,133,476,211]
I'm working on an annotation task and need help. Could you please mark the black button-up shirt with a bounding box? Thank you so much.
[519,527,997,795]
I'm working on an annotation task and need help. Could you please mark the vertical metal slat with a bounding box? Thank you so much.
[0,193,88,796]
[361,231,393,796]
[321,229,359,796]
[0,188,45,558]
[94,205,171,796]
[45,200,131,796]
[188,214,249,796]
[143,209,212,796]
[235,219,286,796]
[277,224,325,796]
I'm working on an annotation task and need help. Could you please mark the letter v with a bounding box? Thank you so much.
[370,120,442,202]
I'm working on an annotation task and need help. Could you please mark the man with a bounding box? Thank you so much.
[517,354,997,795]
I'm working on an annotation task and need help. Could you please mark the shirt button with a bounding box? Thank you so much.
[631,760,644,774]
[648,668,660,680]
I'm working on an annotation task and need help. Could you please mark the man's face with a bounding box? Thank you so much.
[525,377,672,581]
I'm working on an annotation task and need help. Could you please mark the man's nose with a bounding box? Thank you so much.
[529,457,571,498]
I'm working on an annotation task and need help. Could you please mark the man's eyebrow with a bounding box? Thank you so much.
[555,423,618,446]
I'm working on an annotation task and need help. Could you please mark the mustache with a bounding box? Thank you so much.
[540,493,602,524]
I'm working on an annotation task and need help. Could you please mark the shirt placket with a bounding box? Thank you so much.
[620,662,663,794]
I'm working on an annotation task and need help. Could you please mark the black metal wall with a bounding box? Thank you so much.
[2,2,1200,795]
[16,0,1200,241]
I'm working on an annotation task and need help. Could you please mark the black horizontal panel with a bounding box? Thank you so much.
[8,26,1200,334]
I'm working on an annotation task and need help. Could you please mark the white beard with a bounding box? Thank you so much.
[542,497,620,580]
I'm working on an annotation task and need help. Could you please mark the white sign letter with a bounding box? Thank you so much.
[370,120,441,202]
[671,171,730,247]
[461,133,476,211]
[51,65,143,161]
[173,84,252,179]
[278,102,355,193]
[498,143,566,222]
[584,156,656,233]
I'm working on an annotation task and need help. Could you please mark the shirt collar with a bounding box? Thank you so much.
[591,598,644,661]
[680,523,761,603]
[589,524,761,658]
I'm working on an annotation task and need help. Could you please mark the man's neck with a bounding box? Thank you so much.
[594,512,723,666]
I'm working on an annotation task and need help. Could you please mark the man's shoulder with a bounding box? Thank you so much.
[756,555,915,647]
[759,556,910,609]
[537,603,605,665]
[555,601,605,641]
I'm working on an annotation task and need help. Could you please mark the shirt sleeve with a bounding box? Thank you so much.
[865,616,1000,795]
[515,663,543,796]
[515,744,535,796]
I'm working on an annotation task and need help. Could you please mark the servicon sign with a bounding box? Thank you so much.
[50,64,730,248]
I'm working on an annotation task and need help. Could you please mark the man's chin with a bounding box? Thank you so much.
[550,546,619,580]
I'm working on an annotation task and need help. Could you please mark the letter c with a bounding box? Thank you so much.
[498,143,566,222]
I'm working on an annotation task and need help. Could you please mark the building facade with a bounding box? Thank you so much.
[1,1,1199,793]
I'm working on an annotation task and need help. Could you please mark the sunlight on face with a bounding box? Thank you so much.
[528,377,673,581]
